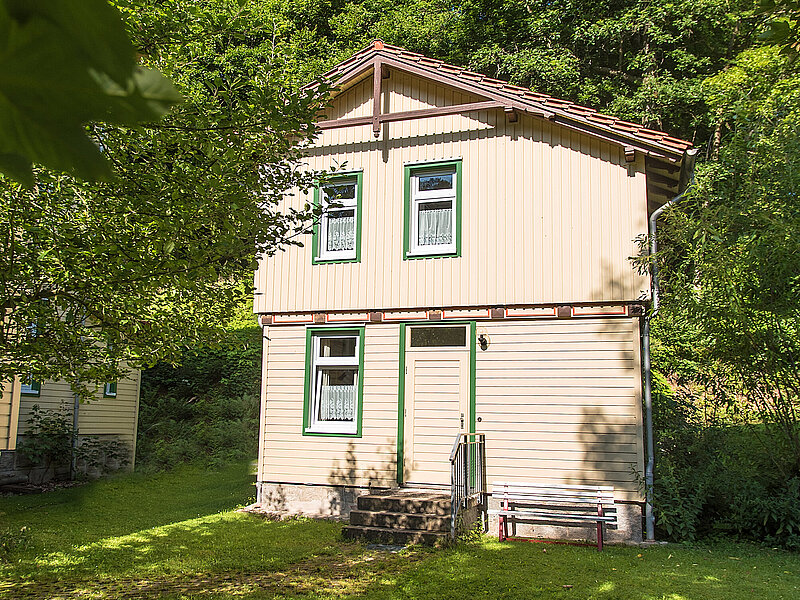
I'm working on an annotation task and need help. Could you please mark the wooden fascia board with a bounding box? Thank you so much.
[323,50,688,160]
[376,55,548,117]
[317,100,506,130]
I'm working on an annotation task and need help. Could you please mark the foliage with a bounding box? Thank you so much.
[758,0,800,60]
[655,45,800,479]
[136,302,262,470]
[16,404,72,471]
[0,0,330,397]
[0,526,29,563]
[75,437,130,475]
[0,0,180,186]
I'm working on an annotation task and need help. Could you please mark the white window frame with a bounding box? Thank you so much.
[409,168,457,256]
[306,333,360,435]
[318,177,358,261]
[103,382,117,398]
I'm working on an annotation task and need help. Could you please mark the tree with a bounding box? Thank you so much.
[1,0,331,396]
[655,45,800,477]
[0,0,181,186]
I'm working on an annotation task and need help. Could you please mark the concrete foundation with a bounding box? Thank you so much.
[487,496,643,544]
[256,481,383,519]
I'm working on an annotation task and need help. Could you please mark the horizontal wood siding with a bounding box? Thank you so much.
[1,378,20,451]
[476,319,645,501]
[255,71,649,314]
[16,372,140,453]
[260,324,399,487]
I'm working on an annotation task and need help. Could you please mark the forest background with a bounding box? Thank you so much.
[12,0,796,548]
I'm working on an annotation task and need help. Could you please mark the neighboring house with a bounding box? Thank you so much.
[0,372,140,483]
[252,41,694,542]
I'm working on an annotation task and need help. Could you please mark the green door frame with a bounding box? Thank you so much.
[395,320,477,485]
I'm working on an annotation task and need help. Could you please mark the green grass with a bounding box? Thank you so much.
[1,462,799,599]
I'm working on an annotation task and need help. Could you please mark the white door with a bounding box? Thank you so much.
[403,325,470,486]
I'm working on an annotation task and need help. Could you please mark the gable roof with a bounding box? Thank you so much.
[317,40,693,162]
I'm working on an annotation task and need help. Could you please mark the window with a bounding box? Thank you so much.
[409,326,467,347]
[103,382,117,398]
[20,378,40,396]
[304,328,364,436]
[404,160,461,258]
[314,173,362,263]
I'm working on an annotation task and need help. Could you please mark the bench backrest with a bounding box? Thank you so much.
[491,482,615,508]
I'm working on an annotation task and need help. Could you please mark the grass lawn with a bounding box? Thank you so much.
[1,462,798,599]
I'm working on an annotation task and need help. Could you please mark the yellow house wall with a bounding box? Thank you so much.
[16,370,141,466]
[260,324,399,488]
[254,71,650,314]
[1,377,21,451]
[259,319,643,501]
[476,318,644,502]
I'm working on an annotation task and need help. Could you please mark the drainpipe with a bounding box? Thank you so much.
[642,149,697,541]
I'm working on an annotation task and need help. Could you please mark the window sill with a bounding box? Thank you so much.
[404,250,460,260]
[303,427,360,438]
[312,256,360,265]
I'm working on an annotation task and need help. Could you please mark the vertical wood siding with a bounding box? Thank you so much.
[255,71,649,314]
[260,324,399,487]
[476,318,645,501]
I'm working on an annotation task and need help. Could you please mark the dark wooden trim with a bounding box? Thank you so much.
[313,313,326,324]
[369,312,383,322]
[317,100,506,130]
[646,156,680,173]
[504,107,518,123]
[647,182,676,198]
[647,171,679,187]
[377,55,552,118]
[428,310,443,321]
[372,57,382,138]
[624,146,636,162]
[490,307,506,319]
[260,315,272,325]
[557,306,572,318]
[628,304,645,317]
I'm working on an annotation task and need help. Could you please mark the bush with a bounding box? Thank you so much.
[16,404,72,471]
[136,309,262,471]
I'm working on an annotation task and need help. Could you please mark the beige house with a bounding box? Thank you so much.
[1,372,140,483]
[253,42,694,542]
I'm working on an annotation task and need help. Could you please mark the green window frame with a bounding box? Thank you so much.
[312,172,363,264]
[302,327,365,437]
[103,382,118,398]
[403,160,462,259]
[20,378,40,396]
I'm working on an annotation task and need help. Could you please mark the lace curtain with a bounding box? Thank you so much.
[319,374,356,422]
[326,212,355,251]
[418,205,452,246]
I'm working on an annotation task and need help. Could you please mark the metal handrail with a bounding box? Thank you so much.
[450,432,487,540]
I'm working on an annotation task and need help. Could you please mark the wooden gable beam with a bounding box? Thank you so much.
[317,100,507,131]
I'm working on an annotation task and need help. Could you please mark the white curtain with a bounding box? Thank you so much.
[418,206,452,246]
[319,380,355,421]
[326,213,355,251]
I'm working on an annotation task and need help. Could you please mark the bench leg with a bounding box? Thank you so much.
[499,515,506,541]
[596,521,603,551]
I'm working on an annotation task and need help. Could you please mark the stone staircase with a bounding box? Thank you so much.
[342,488,451,545]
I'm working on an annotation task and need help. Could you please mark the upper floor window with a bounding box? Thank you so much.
[314,172,362,263]
[103,382,117,398]
[404,160,461,258]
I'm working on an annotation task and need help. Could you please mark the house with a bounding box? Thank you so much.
[252,41,694,543]
[0,371,140,484]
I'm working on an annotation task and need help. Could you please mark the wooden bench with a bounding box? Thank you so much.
[488,482,617,550]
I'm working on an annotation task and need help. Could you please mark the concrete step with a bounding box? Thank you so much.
[349,509,450,531]
[356,491,451,516]
[343,525,450,545]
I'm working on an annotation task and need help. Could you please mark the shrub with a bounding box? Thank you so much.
[16,404,72,471]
